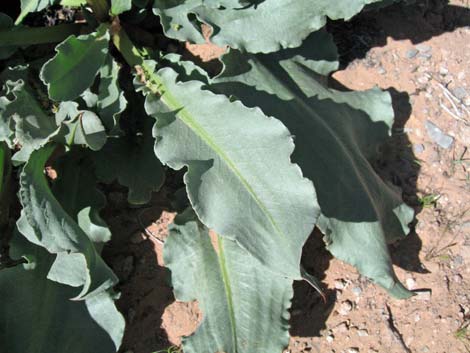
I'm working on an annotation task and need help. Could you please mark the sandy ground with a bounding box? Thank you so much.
[104,1,470,352]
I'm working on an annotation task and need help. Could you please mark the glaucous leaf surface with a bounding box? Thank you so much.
[96,56,128,133]
[164,210,292,353]
[0,66,60,164]
[0,234,124,353]
[54,101,108,151]
[40,25,110,101]
[17,145,118,299]
[153,0,394,53]
[143,66,318,279]
[81,55,128,134]
[209,32,414,297]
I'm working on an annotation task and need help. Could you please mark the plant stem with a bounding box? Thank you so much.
[112,27,145,68]
[0,23,86,47]
[87,0,110,22]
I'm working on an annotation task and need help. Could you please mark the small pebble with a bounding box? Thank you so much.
[352,286,362,296]
[453,87,468,100]
[339,300,353,315]
[334,279,346,290]
[439,67,449,76]
[414,289,432,301]
[406,278,417,290]
[377,67,386,75]
[357,329,369,337]
[453,274,463,283]
[333,322,349,333]
[347,348,360,353]
[425,120,454,149]
[413,144,425,154]
[453,255,464,266]
[416,44,432,52]
[417,76,430,84]
[406,48,419,59]
[419,52,432,59]
[326,335,335,343]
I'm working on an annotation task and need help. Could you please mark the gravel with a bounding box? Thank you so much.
[406,48,419,59]
[425,120,454,149]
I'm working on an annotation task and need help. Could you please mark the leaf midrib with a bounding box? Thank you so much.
[217,236,237,353]
[151,67,290,246]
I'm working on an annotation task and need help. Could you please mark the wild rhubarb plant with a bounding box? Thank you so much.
[0,1,413,352]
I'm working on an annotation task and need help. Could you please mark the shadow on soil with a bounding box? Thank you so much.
[328,0,470,68]
[290,0,469,339]
[101,186,178,353]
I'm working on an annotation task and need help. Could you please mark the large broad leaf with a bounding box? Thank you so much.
[165,210,293,353]
[153,0,392,53]
[17,145,118,298]
[40,24,110,101]
[93,115,165,205]
[143,65,318,279]
[0,233,124,353]
[208,31,413,297]
[0,66,61,164]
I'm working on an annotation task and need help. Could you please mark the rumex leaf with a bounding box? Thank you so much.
[164,210,293,353]
[144,66,318,279]
[40,25,110,102]
[0,234,124,353]
[153,0,393,53]
[17,145,117,299]
[210,32,413,297]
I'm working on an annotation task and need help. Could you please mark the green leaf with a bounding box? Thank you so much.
[0,13,17,59]
[111,0,132,15]
[40,25,110,101]
[16,0,52,25]
[96,56,127,132]
[81,55,127,134]
[55,102,108,151]
[93,116,165,205]
[0,65,60,164]
[164,210,293,353]
[0,233,124,353]
[210,33,413,298]
[143,66,318,279]
[17,145,118,299]
[153,0,392,53]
